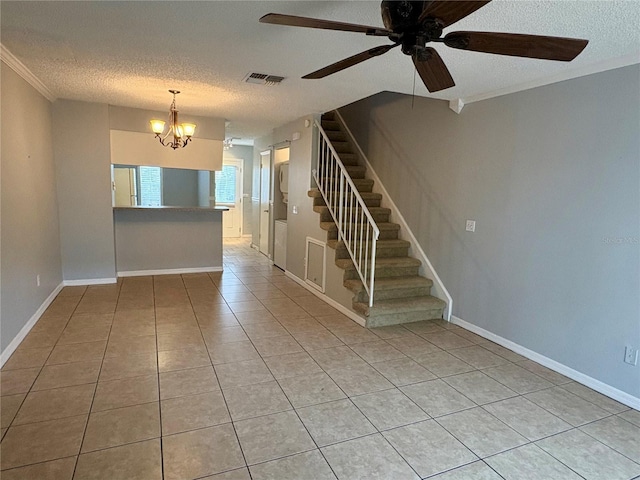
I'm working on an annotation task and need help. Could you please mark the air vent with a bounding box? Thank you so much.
[244,72,285,86]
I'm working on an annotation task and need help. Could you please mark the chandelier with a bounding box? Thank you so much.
[223,138,237,150]
[149,90,196,150]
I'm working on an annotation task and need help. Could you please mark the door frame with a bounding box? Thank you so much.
[217,158,243,238]
[112,165,139,206]
[259,150,272,257]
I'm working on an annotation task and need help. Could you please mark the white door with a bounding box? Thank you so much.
[215,160,242,238]
[259,151,271,255]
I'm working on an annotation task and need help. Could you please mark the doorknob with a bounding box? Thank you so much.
[263,210,269,213]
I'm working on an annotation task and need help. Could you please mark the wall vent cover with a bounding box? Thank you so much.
[244,72,285,86]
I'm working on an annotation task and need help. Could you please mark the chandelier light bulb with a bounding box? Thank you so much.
[149,119,166,134]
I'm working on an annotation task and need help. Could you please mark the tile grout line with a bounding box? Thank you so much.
[574,418,640,467]
[182,272,253,479]
[151,275,166,480]
[310,316,617,478]
[0,289,87,441]
[242,280,433,478]
[219,270,326,476]
[213,262,355,477]
[72,282,120,478]
[2,288,89,472]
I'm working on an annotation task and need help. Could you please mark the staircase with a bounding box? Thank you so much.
[308,111,446,328]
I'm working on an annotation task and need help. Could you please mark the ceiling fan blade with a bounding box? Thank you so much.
[413,47,455,92]
[419,1,491,27]
[303,44,398,79]
[259,13,391,36]
[444,31,589,61]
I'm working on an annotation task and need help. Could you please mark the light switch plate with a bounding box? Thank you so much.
[466,220,476,232]
[624,346,639,365]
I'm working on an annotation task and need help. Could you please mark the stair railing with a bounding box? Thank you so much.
[313,120,380,307]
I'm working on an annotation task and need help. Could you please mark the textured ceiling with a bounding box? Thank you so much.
[2,1,639,140]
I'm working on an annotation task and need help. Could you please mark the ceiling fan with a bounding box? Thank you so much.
[260,1,589,93]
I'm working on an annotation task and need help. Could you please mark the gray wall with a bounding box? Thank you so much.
[53,100,116,281]
[50,101,226,281]
[1,63,62,351]
[339,65,640,398]
[198,170,211,207]
[162,168,199,207]
[114,209,223,272]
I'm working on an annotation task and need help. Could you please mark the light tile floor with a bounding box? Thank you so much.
[1,237,639,479]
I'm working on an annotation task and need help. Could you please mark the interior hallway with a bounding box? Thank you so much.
[1,238,639,479]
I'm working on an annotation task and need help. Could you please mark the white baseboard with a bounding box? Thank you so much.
[285,270,366,327]
[242,234,252,238]
[118,266,223,277]
[63,278,117,286]
[0,282,64,367]
[451,315,640,410]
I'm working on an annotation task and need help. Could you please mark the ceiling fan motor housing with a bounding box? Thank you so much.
[381,1,443,56]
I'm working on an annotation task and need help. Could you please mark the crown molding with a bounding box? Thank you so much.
[1,43,56,102]
[462,52,640,106]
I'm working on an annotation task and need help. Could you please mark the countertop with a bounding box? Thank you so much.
[113,206,229,212]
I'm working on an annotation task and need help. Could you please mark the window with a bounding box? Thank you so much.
[215,165,237,205]
[139,166,162,206]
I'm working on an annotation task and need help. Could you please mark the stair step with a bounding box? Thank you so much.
[333,238,410,259]
[322,111,336,121]
[323,177,373,192]
[308,189,382,208]
[326,130,347,142]
[344,165,366,178]
[318,165,366,179]
[344,276,433,302]
[339,154,359,166]
[354,295,446,327]
[313,205,390,223]
[336,256,421,279]
[320,221,400,240]
[331,141,352,153]
[321,119,340,131]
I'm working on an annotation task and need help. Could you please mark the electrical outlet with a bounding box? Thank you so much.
[36,274,41,287]
[624,346,638,366]
[465,220,476,232]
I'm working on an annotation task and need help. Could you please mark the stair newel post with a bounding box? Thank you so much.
[323,142,329,207]
[364,224,371,294]
[324,144,336,205]
[369,232,377,307]
[329,143,335,210]
[338,171,345,242]
[351,192,357,254]
[315,132,321,193]
[321,136,326,193]
[358,208,364,276]
[347,190,353,248]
